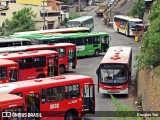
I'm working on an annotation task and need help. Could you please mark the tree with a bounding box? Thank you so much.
[129,0,146,19]
[1,7,36,36]
[136,2,160,69]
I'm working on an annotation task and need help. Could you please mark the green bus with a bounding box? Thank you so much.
[31,32,111,57]
[67,16,94,32]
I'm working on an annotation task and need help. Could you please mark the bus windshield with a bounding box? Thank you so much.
[67,21,81,27]
[100,68,128,84]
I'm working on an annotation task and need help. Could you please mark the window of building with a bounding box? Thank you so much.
[1,13,6,16]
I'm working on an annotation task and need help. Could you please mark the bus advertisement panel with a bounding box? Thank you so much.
[0,75,95,120]
[96,46,132,94]
[31,32,111,57]
[67,16,94,31]
[0,50,59,81]
[0,94,25,120]
[113,15,144,36]
[0,59,18,83]
[0,43,77,74]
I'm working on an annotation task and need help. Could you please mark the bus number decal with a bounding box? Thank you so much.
[50,103,59,109]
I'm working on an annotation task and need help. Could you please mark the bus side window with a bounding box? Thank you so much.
[0,67,7,80]
[33,56,46,68]
[57,48,66,58]
[19,58,32,69]
[65,84,80,99]
[75,38,84,46]
[46,86,64,102]
[84,37,92,45]
[69,38,75,44]
[93,37,100,44]
[40,89,46,104]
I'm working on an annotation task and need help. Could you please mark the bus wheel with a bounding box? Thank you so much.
[60,65,65,74]
[65,111,78,120]
[94,50,100,57]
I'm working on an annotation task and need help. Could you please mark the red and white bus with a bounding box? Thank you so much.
[0,94,25,120]
[0,75,95,120]
[0,59,18,83]
[96,46,132,94]
[0,50,59,81]
[0,43,77,74]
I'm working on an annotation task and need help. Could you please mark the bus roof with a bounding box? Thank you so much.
[35,32,109,40]
[100,46,132,64]
[0,50,58,59]
[0,75,93,94]
[0,94,23,104]
[13,27,90,35]
[68,16,93,22]
[0,37,31,42]
[0,43,75,54]
[0,59,17,66]
[114,15,142,22]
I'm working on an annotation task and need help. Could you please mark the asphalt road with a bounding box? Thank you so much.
[65,5,140,120]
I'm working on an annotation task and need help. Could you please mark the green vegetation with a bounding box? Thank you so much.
[1,7,36,36]
[129,0,146,19]
[104,95,142,120]
[136,2,160,69]
[69,13,81,20]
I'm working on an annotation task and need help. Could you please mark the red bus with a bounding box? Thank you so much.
[96,46,132,94]
[0,50,59,81]
[0,43,77,74]
[0,59,18,83]
[0,75,95,120]
[0,94,25,120]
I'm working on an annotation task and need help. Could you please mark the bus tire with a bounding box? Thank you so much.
[37,74,45,79]
[60,65,65,74]
[65,110,78,120]
[94,50,100,57]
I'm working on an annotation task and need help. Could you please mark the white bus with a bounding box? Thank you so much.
[113,15,144,36]
[0,38,32,48]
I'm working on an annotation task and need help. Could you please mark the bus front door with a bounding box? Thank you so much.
[47,56,59,77]
[68,49,76,69]
[101,36,109,52]
[83,84,95,114]
[9,69,18,82]
[26,93,40,120]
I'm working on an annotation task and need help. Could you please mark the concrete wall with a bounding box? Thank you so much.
[138,69,160,111]
[16,0,47,6]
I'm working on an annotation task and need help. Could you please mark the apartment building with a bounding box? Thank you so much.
[0,0,63,30]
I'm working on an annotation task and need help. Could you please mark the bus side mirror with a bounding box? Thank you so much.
[109,36,111,42]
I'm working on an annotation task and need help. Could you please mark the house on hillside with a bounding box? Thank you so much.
[0,0,63,30]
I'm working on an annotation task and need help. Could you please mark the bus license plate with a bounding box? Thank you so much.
[108,90,119,93]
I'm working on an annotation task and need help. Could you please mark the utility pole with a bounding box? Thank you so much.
[41,0,47,30]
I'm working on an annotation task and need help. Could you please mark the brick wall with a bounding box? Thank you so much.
[138,69,160,111]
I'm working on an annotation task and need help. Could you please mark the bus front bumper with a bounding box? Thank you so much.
[99,88,128,94]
